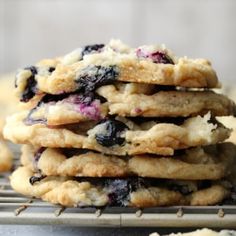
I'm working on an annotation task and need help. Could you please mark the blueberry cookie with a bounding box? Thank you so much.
[10,166,229,207]
[0,73,22,136]
[15,40,219,102]
[24,82,236,126]
[97,83,235,117]
[4,112,230,156]
[0,140,13,172]
[20,142,235,180]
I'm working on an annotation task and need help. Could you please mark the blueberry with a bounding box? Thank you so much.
[34,147,46,162]
[81,44,104,57]
[76,65,119,94]
[18,66,38,102]
[105,179,139,206]
[95,119,128,147]
[25,66,38,75]
[21,77,37,102]
[31,147,46,171]
[16,66,56,102]
[48,67,55,73]
[29,175,45,185]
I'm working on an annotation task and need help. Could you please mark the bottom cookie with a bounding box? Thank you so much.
[10,166,229,207]
[0,140,13,172]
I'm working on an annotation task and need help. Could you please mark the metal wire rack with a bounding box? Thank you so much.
[0,146,236,228]
[1,173,236,228]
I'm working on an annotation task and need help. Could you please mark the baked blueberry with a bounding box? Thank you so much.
[48,67,55,73]
[95,119,128,147]
[19,66,38,102]
[81,44,105,57]
[25,66,38,75]
[34,147,46,162]
[76,65,119,94]
[16,66,56,102]
[105,179,136,206]
[29,175,45,185]
[21,77,37,102]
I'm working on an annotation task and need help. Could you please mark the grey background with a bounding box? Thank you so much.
[1,0,236,84]
[0,0,235,235]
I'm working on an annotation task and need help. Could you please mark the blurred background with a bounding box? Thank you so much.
[0,0,236,84]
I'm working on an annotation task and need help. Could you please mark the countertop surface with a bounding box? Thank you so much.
[0,226,207,236]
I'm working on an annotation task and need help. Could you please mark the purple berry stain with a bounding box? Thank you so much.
[134,108,142,114]
[136,48,174,64]
[64,94,102,120]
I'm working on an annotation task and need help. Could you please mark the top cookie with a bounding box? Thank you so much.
[15,39,219,102]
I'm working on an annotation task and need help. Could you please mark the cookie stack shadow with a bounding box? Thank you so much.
[4,40,236,208]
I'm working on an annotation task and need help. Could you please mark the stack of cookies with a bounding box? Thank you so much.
[4,40,236,207]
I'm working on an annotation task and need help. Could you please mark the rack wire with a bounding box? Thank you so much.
[0,173,236,228]
[1,145,236,228]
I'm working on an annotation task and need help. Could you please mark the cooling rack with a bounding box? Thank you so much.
[0,144,236,228]
[1,173,236,228]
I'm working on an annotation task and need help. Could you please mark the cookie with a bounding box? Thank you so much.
[20,143,235,180]
[4,112,230,156]
[10,166,229,207]
[25,83,236,126]
[97,83,236,117]
[0,73,22,136]
[26,94,109,126]
[218,116,236,144]
[14,40,219,102]
[0,140,13,172]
